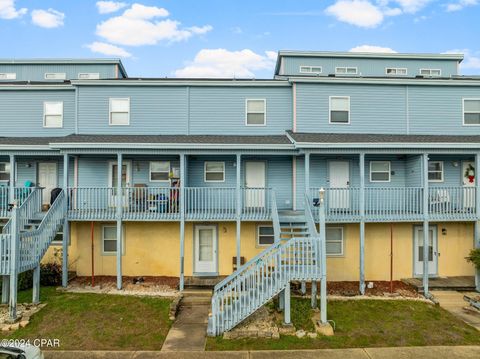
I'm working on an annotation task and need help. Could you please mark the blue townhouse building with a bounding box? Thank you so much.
[0,51,479,334]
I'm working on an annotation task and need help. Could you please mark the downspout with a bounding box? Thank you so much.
[91,221,95,288]
[292,156,296,210]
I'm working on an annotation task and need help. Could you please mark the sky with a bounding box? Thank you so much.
[0,0,479,78]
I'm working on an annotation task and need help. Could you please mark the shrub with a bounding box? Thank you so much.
[0,262,62,296]
[466,248,480,270]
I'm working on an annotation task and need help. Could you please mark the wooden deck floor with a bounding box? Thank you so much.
[402,276,476,292]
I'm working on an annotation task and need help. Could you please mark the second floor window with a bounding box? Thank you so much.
[149,161,170,182]
[428,161,444,182]
[0,162,10,181]
[246,99,266,126]
[329,96,350,124]
[204,161,225,182]
[370,161,391,182]
[463,99,480,125]
[109,98,130,126]
[43,101,63,128]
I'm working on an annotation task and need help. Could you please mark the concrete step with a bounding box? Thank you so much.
[181,296,212,306]
[182,289,213,297]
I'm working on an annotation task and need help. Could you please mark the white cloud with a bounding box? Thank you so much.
[96,1,128,14]
[446,0,478,12]
[393,0,433,13]
[174,49,277,78]
[325,1,384,28]
[31,8,65,28]
[86,41,132,58]
[96,3,212,46]
[350,45,397,53]
[0,0,27,19]
[445,49,480,72]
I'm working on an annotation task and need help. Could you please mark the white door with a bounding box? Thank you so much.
[462,161,475,209]
[38,162,58,204]
[194,225,217,273]
[108,161,132,206]
[328,161,350,209]
[245,161,266,207]
[414,226,438,276]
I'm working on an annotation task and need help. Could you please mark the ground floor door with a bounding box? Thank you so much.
[194,225,217,274]
[38,162,58,204]
[414,226,438,276]
[328,161,350,209]
[245,161,266,208]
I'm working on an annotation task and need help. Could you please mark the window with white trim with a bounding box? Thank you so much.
[326,227,343,256]
[246,99,266,126]
[335,67,358,75]
[299,66,322,74]
[463,99,480,125]
[204,162,225,182]
[428,161,444,182]
[329,96,350,124]
[419,69,441,76]
[0,162,10,182]
[102,225,124,255]
[44,73,66,80]
[43,101,63,128]
[370,161,391,182]
[149,161,170,182]
[109,98,130,125]
[386,68,407,75]
[78,73,100,80]
[0,73,16,80]
[257,225,274,246]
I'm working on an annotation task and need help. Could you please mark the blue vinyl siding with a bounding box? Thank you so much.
[0,90,75,136]
[77,86,189,134]
[281,56,458,77]
[428,155,474,187]
[0,64,118,81]
[189,87,292,135]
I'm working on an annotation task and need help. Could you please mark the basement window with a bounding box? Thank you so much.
[326,227,343,256]
[102,225,124,255]
[257,225,274,246]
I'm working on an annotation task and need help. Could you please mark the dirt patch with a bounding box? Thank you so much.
[71,275,179,289]
[293,280,419,298]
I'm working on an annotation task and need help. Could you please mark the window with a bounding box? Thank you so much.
[463,99,480,125]
[257,225,274,246]
[335,67,358,75]
[109,98,130,125]
[326,227,343,256]
[204,162,225,182]
[370,161,391,182]
[419,69,441,76]
[246,99,266,126]
[44,73,66,80]
[78,73,100,80]
[0,162,10,182]
[299,66,322,74]
[329,96,350,124]
[0,73,16,80]
[149,161,170,182]
[386,68,407,76]
[43,101,63,128]
[102,225,124,255]
[428,161,444,182]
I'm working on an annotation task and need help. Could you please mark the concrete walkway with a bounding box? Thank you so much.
[433,290,480,331]
[161,290,211,351]
[45,346,480,358]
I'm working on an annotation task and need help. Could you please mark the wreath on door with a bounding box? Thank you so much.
[464,164,475,183]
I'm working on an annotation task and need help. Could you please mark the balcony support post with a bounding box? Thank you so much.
[9,154,15,203]
[236,154,241,270]
[319,188,327,323]
[283,282,291,325]
[422,153,430,298]
[1,276,9,304]
[359,152,365,295]
[179,154,186,291]
[302,152,310,294]
[62,154,69,288]
[32,265,40,304]
[116,153,123,290]
[9,206,19,320]
[311,280,317,308]
[475,153,480,292]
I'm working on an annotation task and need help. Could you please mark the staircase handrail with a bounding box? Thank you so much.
[2,188,42,235]
[304,192,319,236]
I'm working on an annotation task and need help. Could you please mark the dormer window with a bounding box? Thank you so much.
[419,69,441,77]
[299,66,322,74]
[335,67,358,75]
[45,73,66,80]
[78,73,100,80]
[0,73,16,80]
[386,68,407,76]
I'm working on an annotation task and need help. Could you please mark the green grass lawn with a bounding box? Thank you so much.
[207,298,480,351]
[4,287,173,350]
